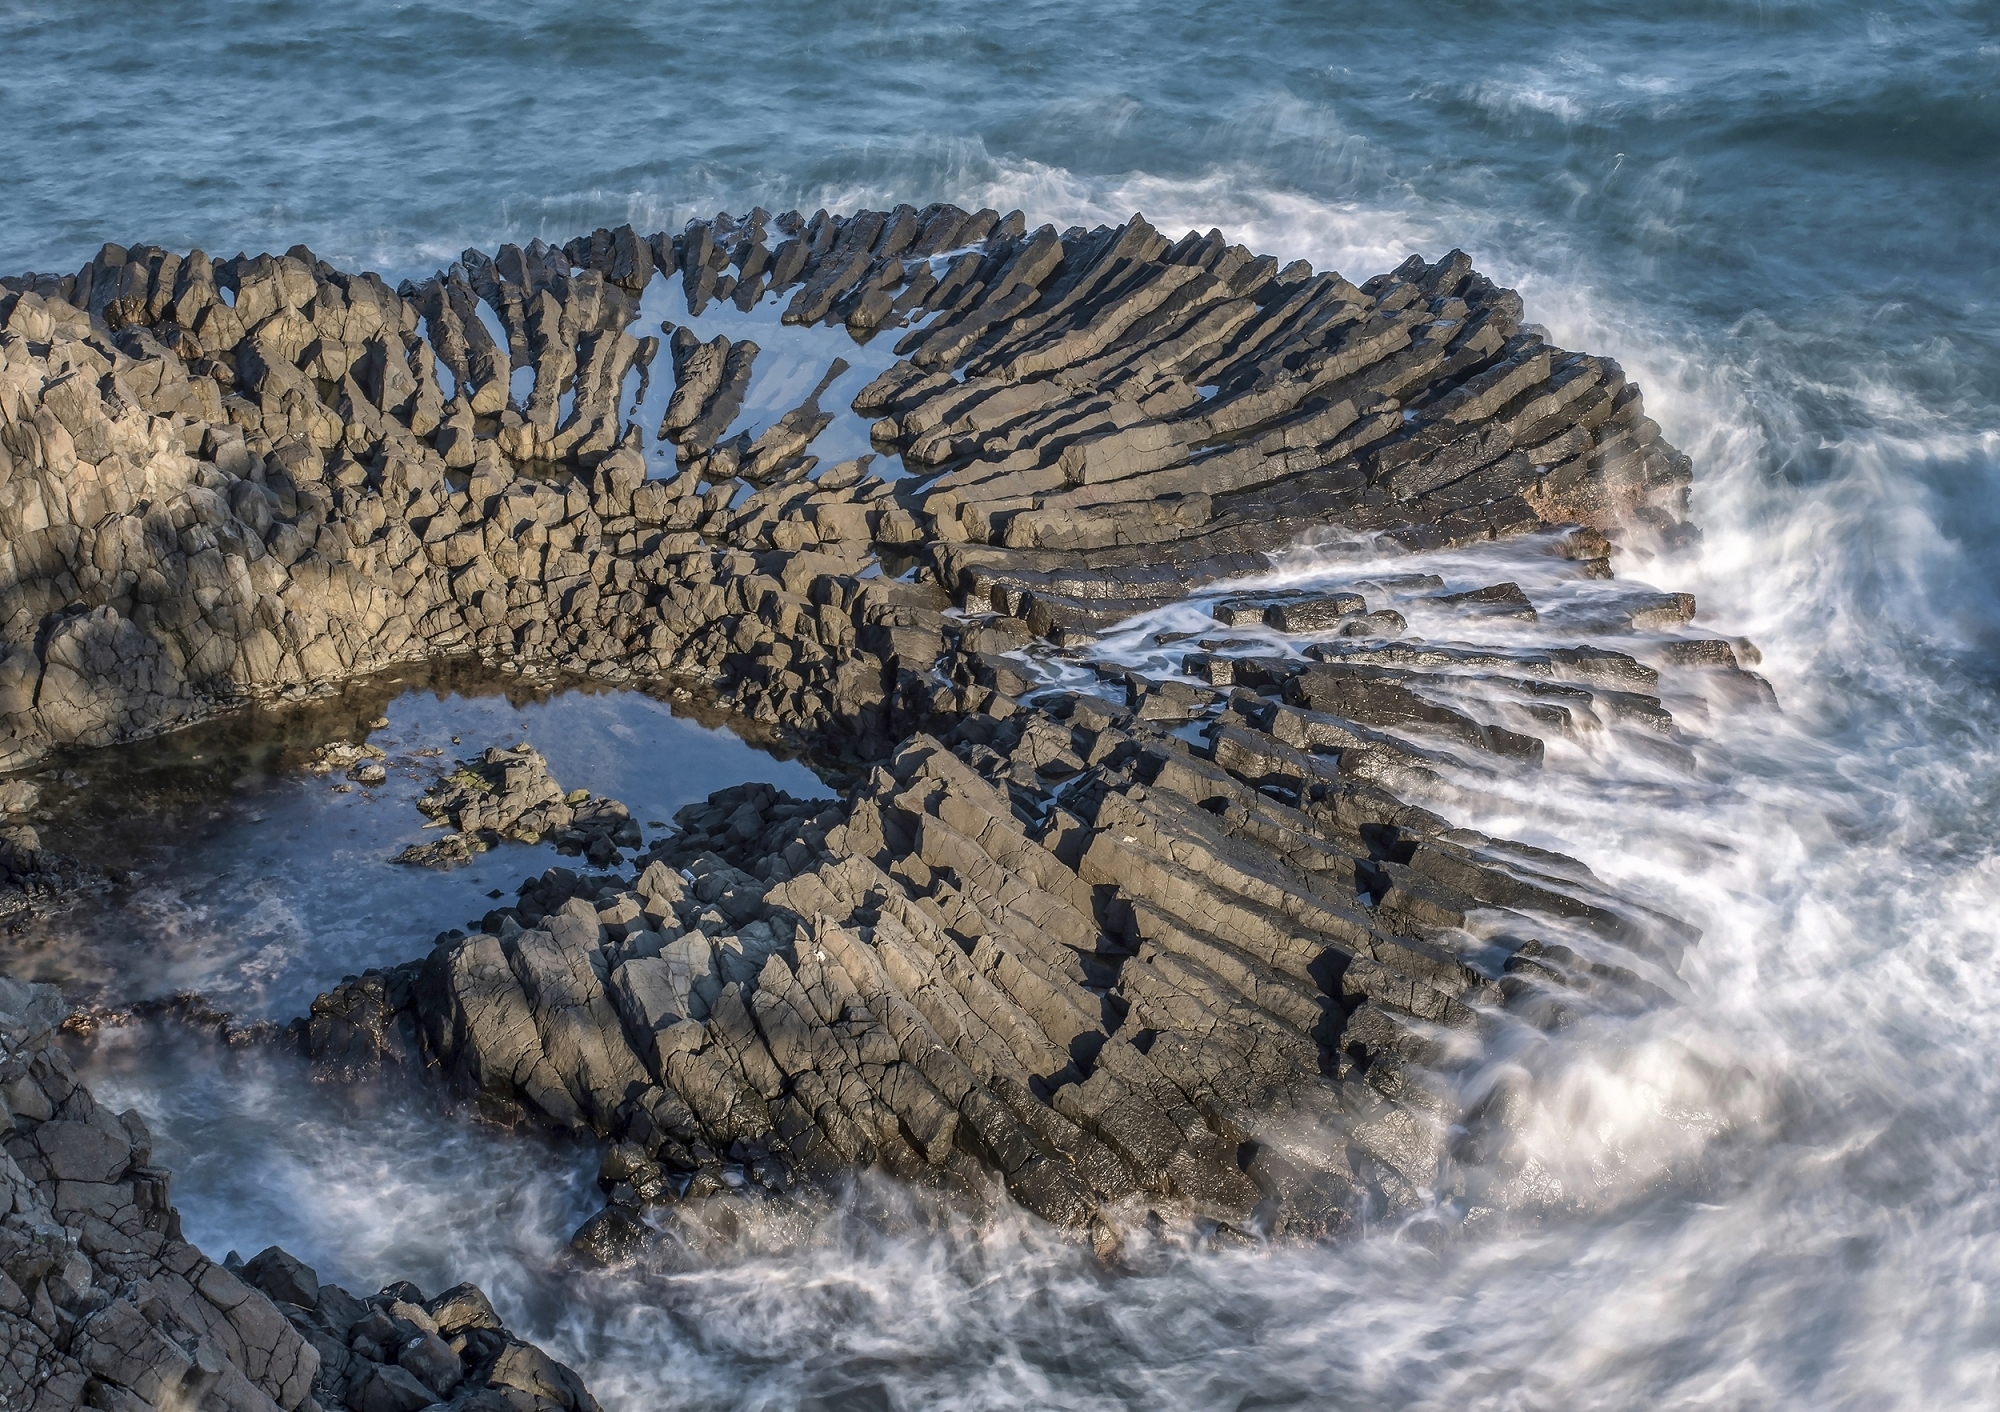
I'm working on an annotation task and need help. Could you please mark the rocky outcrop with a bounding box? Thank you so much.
[0,208,1692,772]
[7,206,1759,1248]
[393,743,638,869]
[228,1248,598,1412]
[301,599,1713,1249]
[0,975,598,1412]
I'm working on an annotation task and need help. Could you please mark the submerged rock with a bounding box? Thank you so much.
[0,810,107,930]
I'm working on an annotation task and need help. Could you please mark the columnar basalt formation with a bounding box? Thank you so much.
[2,207,1764,1245]
[306,622,1714,1252]
[0,978,598,1412]
[0,206,1691,769]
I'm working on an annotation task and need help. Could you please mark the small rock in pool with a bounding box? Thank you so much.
[309,740,385,775]
[349,762,388,785]
[394,833,485,868]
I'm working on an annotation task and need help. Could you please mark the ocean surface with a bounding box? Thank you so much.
[3,1,1998,1406]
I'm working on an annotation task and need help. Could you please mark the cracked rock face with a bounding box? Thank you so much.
[0,975,599,1412]
[5,207,1753,1253]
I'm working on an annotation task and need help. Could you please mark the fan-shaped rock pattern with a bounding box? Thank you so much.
[3,206,1754,1243]
[0,206,1690,769]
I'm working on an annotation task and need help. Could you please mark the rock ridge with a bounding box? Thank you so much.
[0,207,1693,771]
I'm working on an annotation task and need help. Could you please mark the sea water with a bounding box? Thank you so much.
[3,1,1997,1405]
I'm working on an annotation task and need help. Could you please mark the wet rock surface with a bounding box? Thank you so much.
[300,659,1704,1250]
[394,743,638,870]
[228,1248,599,1412]
[0,832,104,933]
[1,776,108,931]
[0,208,1771,1253]
[0,975,597,1412]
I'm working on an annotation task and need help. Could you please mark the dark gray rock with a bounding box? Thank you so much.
[352,1361,436,1412]
[394,1327,462,1397]
[243,1243,321,1308]
[569,1204,652,1270]
[1263,593,1365,633]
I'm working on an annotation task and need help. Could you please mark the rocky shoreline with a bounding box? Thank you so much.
[0,207,1767,1403]
[1,977,597,1412]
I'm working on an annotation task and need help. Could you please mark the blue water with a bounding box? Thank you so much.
[9,2,2000,1407]
[4,677,821,1017]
